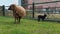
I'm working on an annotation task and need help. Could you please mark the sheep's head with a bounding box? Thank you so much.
[8,4,16,10]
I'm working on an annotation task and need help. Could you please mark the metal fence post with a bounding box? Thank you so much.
[2,5,5,16]
[32,2,35,18]
[46,8,49,14]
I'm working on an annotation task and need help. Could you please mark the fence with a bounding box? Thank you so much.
[0,1,60,21]
[0,5,5,16]
[25,1,60,21]
[31,1,60,20]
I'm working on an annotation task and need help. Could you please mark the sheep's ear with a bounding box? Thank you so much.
[11,5,16,7]
[11,4,16,10]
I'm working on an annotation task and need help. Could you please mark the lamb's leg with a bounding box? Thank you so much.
[42,18,44,21]
[38,17,40,22]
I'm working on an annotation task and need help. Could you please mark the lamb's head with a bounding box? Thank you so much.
[44,14,47,17]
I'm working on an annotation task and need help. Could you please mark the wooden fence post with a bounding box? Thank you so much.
[2,5,5,16]
[46,8,49,14]
[32,2,35,18]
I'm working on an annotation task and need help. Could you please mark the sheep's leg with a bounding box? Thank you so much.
[19,16,21,23]
[13,12,17,24]
[14,13,19,24]
[15,16,20,24]
[15,17,16,24]
[16,17,19,24]
[19,17,20,23]
[19,17,21,23]
[14,16,18,24]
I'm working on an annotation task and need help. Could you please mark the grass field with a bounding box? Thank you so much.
[0,16,60,34]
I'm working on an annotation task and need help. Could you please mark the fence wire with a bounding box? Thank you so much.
[0,1,60,21]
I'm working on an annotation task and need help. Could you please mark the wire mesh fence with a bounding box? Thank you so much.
[0,1,60,21]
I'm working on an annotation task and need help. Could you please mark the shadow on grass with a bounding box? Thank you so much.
[37,19,60,23]
[24,18,60,23]
[45,19,60,22]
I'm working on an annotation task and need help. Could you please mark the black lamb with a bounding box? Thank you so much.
[38,14,47,21]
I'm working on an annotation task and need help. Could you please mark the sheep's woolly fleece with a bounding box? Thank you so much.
[10,4,26,17]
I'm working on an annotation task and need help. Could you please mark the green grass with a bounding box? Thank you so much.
[0,16,60,34]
